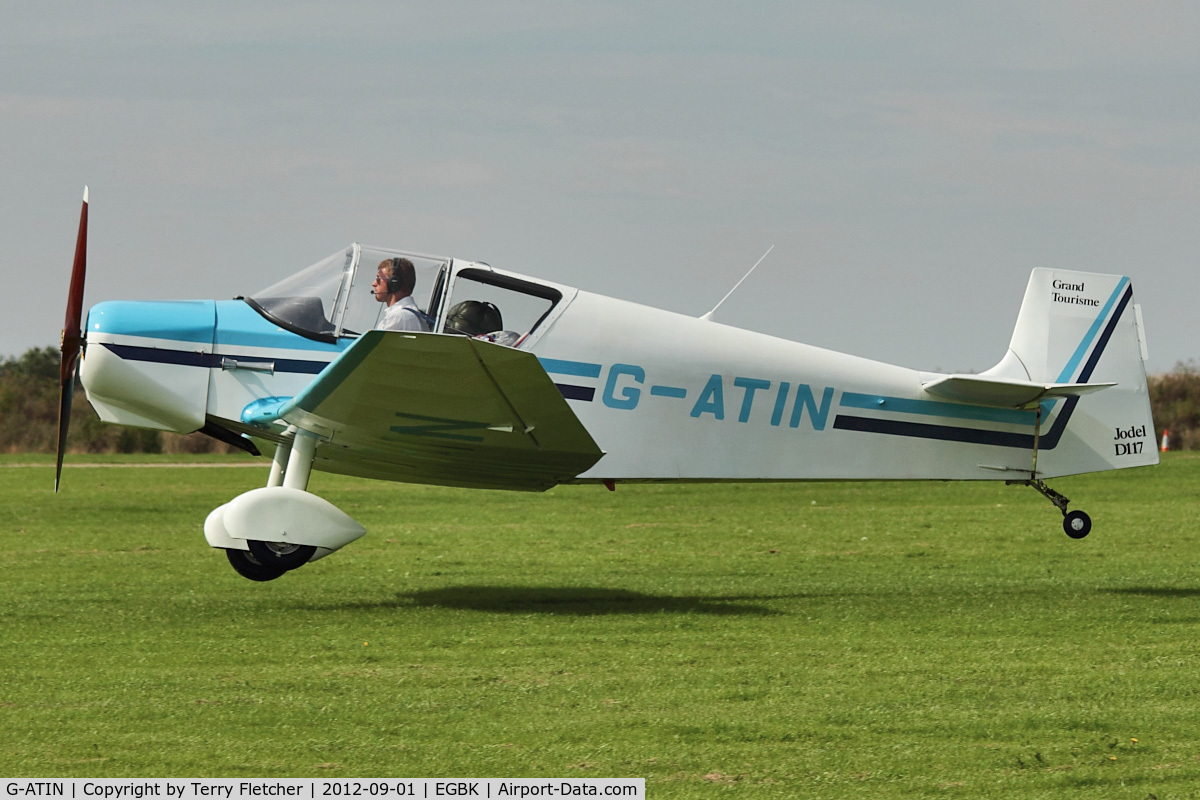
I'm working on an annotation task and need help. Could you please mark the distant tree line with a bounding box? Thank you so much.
[2,346,1198,453]
[0,347,238,455]
[1148,362,1200,450]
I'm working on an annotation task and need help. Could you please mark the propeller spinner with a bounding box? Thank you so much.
[55,186,88,492]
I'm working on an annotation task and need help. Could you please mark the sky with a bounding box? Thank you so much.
[3,2,1199,373]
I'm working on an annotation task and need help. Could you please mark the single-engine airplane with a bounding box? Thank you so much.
[56,189,1158,581]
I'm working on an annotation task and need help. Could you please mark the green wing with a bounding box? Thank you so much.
[278,331,603,491]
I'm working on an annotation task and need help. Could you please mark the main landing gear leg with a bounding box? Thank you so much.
[244,429,319,570]
[210,428,365,582]
[282,429,317,492]
[266,434,292,488]
[1007,404,1091,539]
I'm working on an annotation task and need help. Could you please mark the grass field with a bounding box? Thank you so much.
[3,453,1200,797]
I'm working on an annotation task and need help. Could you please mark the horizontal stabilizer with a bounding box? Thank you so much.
[276,331,604,491]
[922,374,1115,409]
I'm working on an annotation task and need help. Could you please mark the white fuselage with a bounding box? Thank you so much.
[80,257,1158,488]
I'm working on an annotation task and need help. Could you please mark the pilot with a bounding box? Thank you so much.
[373,257,431,332]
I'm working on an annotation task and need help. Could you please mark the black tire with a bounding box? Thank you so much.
[1063,510,1092,539]
[225,548,287,582]
[246,539,317,570]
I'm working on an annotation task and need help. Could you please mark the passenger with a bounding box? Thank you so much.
[444,301,519,346]
[444,300,503,337]
[373,258,431,332]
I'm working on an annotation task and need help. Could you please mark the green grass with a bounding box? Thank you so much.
[3,454,1200,797]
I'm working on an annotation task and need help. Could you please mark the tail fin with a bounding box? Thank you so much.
[987,268,1157,477]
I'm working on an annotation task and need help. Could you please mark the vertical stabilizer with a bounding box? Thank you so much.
[984,269,1157,477]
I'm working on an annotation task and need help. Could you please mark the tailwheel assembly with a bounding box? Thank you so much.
[1062,509,1092,539]
[1007,477,1091,539]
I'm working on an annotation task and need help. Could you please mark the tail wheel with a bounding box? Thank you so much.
[225,548,287,582]
[1063,510,1092,539]
[246,539,317,570]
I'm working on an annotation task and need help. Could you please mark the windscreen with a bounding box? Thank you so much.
[247,248,351,339]
[246,245,447,341]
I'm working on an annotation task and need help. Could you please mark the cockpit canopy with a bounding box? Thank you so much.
[246,245,446,341]
[245,244,567,347]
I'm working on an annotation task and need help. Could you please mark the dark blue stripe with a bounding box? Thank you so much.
[832,415,1037,448]
[101,343,330,374]
[1056,277,1129,382]
[1076,285,1132,383]
[556,383,595,402]
[832,285,1133,451]
[103,343,212,368]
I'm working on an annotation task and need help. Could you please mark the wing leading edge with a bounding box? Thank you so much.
[275,331,604,490]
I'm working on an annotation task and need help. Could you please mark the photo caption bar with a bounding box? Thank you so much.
[3,780,645,800]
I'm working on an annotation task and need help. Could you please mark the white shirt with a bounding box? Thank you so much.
[378,295,430,332]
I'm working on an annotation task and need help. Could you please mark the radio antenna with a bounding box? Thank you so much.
[700,245,774,321]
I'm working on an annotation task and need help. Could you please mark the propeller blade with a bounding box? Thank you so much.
[56,186,89,492]
[54,361,78,493]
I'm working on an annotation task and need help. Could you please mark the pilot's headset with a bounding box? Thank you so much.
[385,258,410,293]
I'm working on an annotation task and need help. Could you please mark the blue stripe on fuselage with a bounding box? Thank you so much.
[833,283,1134,450]
[88,299,351,354]
[538,357,602,379]
[88,300,216,343]
[89,299,350,373]
[540,357,602,402]
[839,392,1040,426]
[214,301,348,353]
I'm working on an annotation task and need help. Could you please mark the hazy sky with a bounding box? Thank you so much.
[4,2,1198,373]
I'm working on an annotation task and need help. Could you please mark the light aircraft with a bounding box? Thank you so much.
[56,189,1159,581]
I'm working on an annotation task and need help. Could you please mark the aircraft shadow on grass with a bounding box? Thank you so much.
[1104,587,1200,598]
[299,586,792,616]
[1100,586,1200,625]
